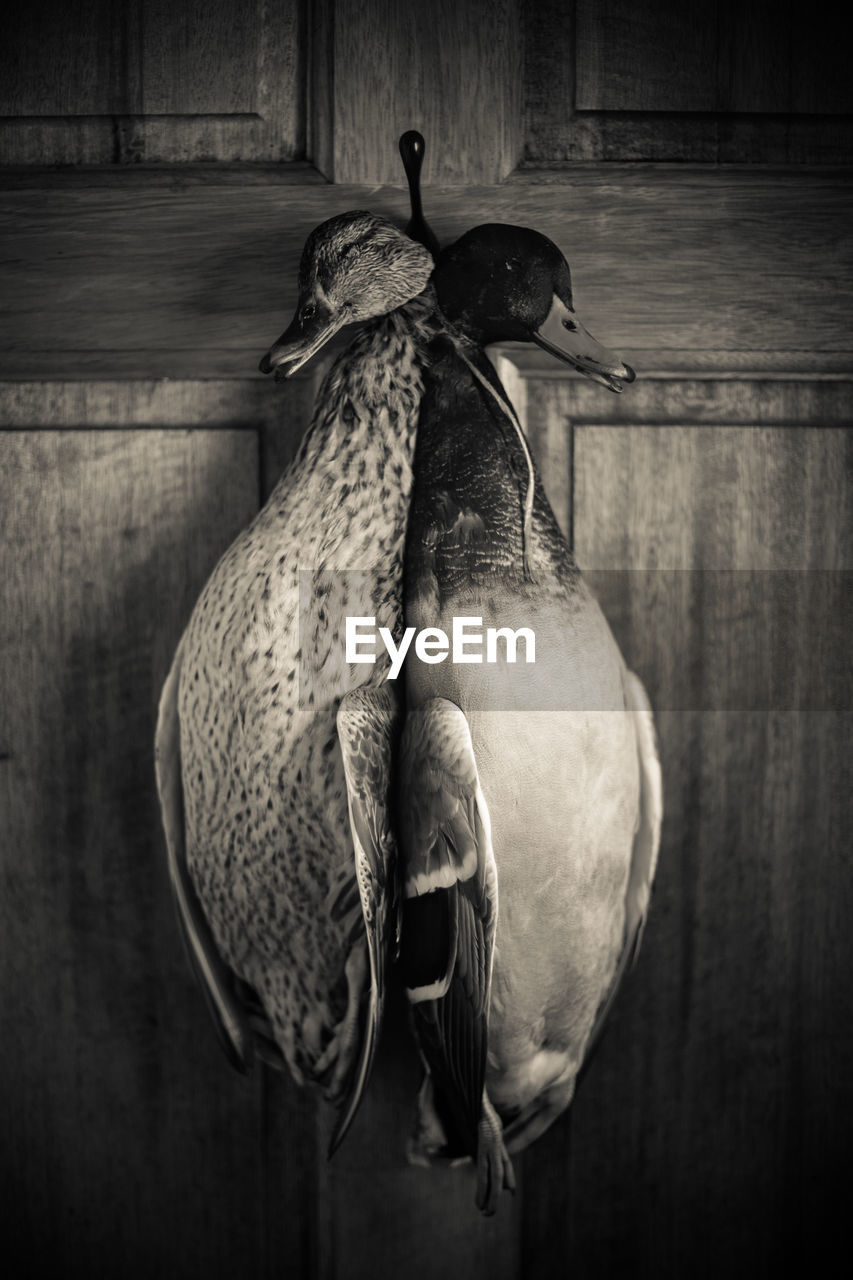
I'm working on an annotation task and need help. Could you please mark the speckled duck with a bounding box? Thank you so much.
[397,225,662,1213]
[155,140,439,1150]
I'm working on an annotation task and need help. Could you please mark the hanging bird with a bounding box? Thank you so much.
[155,206,439,1151]
[397,224,662,1213]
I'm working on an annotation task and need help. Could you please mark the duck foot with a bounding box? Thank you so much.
[476,1092,516,1216]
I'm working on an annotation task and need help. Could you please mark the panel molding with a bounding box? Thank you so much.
[500,373,853,429]
[525,0,853,164]
[1,168,850,384]
[556,420,853,1275]
[0,0,305,164]
[4,0,853,170]
[309,0,524,183]
[574,0,851,116]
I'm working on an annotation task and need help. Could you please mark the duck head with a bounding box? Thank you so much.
[260,211,434,378]
[433,223,635,393]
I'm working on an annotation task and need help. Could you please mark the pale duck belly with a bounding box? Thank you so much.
[407,580,640,1118]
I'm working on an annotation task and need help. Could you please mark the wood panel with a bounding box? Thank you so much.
[0,339,850,1277]
[497,375,853,427]
[575,0,851,114]
[0,403,527,1276]
[516,418,853,1277]
[575,0,721,114]
[0,0,304,163]
[519,374,572,539]
[0,428,319,1278]
[310,0,523,183]
[525,0,853,163]
[2,170,850,381]
[3,0,125,116]
[5,0,853,171]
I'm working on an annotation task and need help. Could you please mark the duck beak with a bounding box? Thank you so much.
[259,302,346,379]
[532,295,635,393]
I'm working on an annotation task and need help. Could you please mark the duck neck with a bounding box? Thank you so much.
[408,339,528,580]
[407,336,573,592]
[298,293,437,476]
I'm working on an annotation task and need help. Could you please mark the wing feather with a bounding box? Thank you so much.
[154,642,258,1072]
[622,669,663,962]
[398,697,498,1158]
[332,682,403,1152]
[580,668,662,1072]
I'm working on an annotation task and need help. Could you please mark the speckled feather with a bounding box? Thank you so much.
[159,269,438,1116]
[399,698,498,1160]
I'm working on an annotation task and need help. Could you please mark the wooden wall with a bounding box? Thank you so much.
[0,0,305,164]
[2,1,852,1277]
[524,0,853,163]
[5,0,853,171]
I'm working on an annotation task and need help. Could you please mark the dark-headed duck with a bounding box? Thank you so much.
[398,224,660,1213]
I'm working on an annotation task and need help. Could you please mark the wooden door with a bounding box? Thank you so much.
[2,3,852,1277]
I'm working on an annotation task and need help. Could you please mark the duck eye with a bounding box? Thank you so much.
[302,302,316,322]
[562,318,578,333]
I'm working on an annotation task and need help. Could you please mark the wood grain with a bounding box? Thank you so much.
[0,394,528,1277]
[0,289,851,1278]
[2,0,124,116]
[312,0,524,183]
[1,4,851,1273]
[0,428,317,1278]
[5,0,853,169]
[511,376,853,427]
[521,377,573,539]
[575,0,852,115]
[523,420,853,1277]
[140,1,262,115]
[526,0,853,163]
[523,113,853,167]
[575,0,720,113]
[1,169,850,382]
[0,0,304,163]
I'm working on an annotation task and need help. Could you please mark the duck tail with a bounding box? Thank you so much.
[407,1067,471,1168]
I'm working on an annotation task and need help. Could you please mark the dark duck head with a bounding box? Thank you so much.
[405,223,636,590]
[259,210,434,379]
[433,223,635,392]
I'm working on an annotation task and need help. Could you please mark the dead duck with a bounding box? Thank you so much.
[155,208,437,1150]
[398,224,662,1213]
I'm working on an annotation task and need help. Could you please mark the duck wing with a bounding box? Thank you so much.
[398,696,498,1160]
[331,682,404,1152]
[581,668,662,1070]
[154,640,259,1072]
[622,669,663,961]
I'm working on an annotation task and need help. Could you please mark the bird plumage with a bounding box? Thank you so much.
[155,211,436,1148]
[398,228,660,1212]
[154,194,660,1204]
